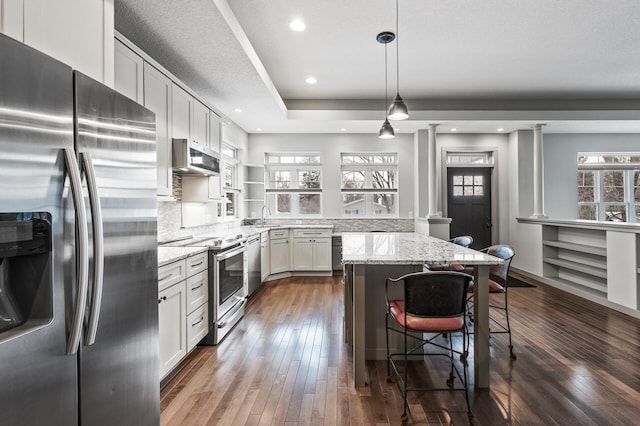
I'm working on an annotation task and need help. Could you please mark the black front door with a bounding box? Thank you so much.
[447,167,492,249]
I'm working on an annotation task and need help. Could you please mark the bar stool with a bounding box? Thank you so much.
[424,235,473,272]
[467,245,517,360]
[385,271,474,424]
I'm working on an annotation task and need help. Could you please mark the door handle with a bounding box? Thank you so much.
[82,153,104,346]
[485,216,492,228]
[64,149,89,355]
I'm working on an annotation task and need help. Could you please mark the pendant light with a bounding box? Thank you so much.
[388,0,409,120]
[377,31,395,139]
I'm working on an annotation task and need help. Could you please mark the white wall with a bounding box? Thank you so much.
[247,133,415,218]
[543,133,640,219]
[0,0,114,85]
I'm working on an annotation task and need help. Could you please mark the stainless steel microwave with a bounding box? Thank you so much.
[172,139,220,176]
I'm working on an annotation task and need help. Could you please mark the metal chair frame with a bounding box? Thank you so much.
[424,235,473,272]
[385,271,474,424]
[467,245,517,360]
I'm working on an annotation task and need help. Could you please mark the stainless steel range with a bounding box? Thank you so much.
[162,234,247,345]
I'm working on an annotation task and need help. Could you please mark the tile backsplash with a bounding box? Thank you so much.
[159,172,415,242]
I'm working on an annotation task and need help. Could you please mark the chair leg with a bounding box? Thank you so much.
[402,327,409,423]
[446,336,455,388]
[385,312,393,382]
[504,292,516,360]
[462,326,474,425]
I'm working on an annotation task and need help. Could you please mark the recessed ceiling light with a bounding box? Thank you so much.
[305,76,317,85]
[234,108,242,113]
[340,128,347,132]
[256,128,263,132]
[497,128,504,132]
[451,128,457,132]
[289,19,306,31]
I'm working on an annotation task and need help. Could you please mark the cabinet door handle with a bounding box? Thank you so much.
[192,316,205,327]
[159,273,173,282]
[191,283,204,291]
[158,296,167,304]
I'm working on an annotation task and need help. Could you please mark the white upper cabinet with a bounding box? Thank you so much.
[143,63,173,196]
[192,100,209,147]
[114,39,143,103]
[209,111,222,153]
[3,0,113,85]
[171,83,192,140]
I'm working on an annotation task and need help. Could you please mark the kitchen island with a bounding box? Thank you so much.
[341,232,503,389]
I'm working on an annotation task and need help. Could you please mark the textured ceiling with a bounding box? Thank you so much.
[114,0,640,135]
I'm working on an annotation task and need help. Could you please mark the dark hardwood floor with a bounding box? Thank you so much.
[160,273,640,425]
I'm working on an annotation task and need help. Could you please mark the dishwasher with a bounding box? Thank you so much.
[246,235,262,297]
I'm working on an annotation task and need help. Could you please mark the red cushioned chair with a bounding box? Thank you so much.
[385,271,474,424]
[424,235,473,272]
[467,245,517,360]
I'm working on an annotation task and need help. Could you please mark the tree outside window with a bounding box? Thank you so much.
[577,153,640,223]
[265,153,322,216]
[341,153,398,217]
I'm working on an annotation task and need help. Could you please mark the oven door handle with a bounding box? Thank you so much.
[217,297,246,328]
[215,245,246,261]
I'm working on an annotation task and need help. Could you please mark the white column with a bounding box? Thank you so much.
[531,123,547,218]
[427,124,440,218]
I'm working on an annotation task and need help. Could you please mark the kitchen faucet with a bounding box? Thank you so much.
[260,204,271,227]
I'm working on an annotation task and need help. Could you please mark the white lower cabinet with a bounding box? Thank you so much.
[260,231,270,282]
[292,229,332,271]
[186,303,209,352]
[158,280,187,379]
[158,251,209,380]
[270,229,290,274]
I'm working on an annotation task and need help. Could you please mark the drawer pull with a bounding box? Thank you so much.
[190,261,204,267]
[158,273,173,282]
[191,316,205,326]
[191,283,204,291]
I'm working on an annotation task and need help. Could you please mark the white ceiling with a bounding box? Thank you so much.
[114,0,640,135]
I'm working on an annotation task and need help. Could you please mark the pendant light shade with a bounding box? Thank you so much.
[388,93,409,120]
[377,31,395,140]
[379,118,395,139]
[388,0,408,120]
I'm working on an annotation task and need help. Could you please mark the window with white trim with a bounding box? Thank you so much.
[340,153,398,217]
[446,152,494,165]
[222,143,239,218]
[577,153,640,222]
[265,153,322,216]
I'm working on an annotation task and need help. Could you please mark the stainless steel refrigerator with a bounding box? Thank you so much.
[0,34,160,425]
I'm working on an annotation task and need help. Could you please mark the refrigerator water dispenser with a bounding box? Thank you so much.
[0,213,52,338]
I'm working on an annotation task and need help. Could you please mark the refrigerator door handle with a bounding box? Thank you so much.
[64,148,90,355]
[81,153,104,346]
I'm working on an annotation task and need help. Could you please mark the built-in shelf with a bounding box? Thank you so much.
[243,164,265,218]
[544,276,608,295]
[542,224,608,297]
[543,257,607,279]
[542,240,607,257]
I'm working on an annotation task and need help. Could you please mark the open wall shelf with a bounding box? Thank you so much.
[542,225,608,298]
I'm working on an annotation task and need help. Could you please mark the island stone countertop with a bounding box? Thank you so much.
[341,232,504,266]
[157,246,208,267]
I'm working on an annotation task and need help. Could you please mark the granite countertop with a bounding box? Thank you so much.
[341,232,504,266]
[251,224,334,231]
[158,246,208,267]
[158,224,335,267]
